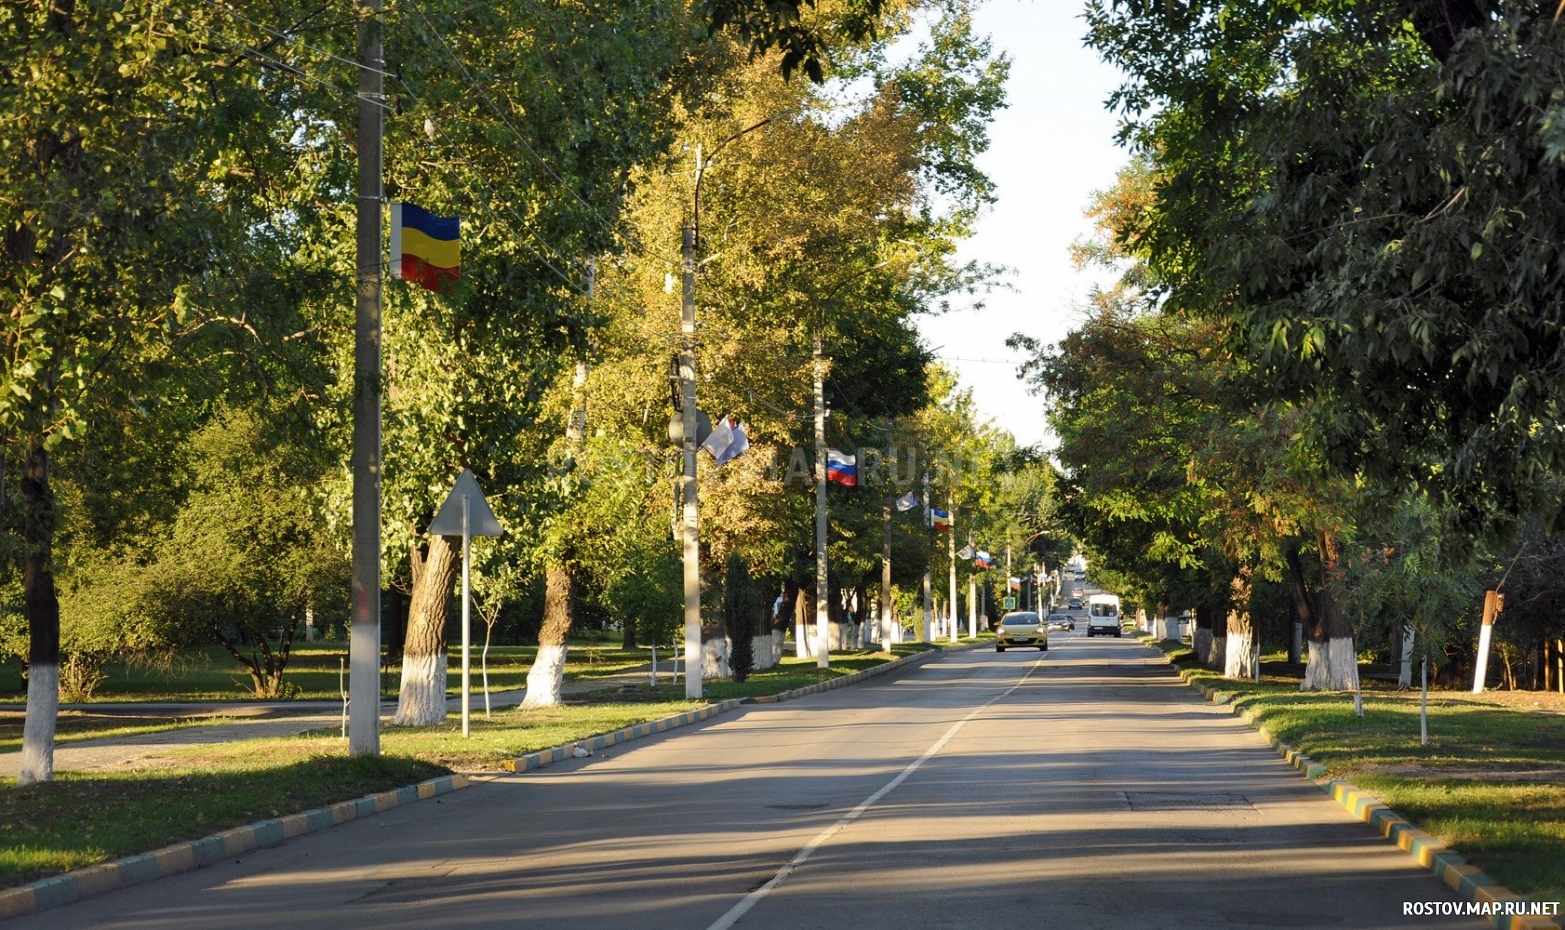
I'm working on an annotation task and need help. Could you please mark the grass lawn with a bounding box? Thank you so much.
[1154,640,1565,904]
[0,642,939,888]
[0,639,669,705]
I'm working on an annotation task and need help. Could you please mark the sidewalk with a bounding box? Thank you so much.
[0,664,683,778]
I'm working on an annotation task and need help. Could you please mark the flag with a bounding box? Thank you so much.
[391,202,460,293]
[974,550,993,569]
[957,544,976,560]
[1008,576,1022,590]
[826,449,857,486]
[701,416,750,466]
[931,508,951,531]
[895,492,919,512]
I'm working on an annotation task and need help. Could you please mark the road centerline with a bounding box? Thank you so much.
[703,655,1044,930]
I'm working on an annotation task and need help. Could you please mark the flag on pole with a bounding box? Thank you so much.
[895,491,920,512]
[701,416,751,466]
[390,202,461,293]
[1008,576,1021,590]
[974,550,993,569]
[931,508,951,531]
[957,544,976,560]
[826,449,857,486]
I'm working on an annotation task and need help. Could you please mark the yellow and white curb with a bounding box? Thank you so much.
[0,773,468,923]
[1172,665,1560,930]
[503,644,959,771]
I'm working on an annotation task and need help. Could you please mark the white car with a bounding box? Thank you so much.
[1085,594,1122,638]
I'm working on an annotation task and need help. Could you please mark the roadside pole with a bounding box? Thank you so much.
[922,473,932,643]
[813,331,829,669]
[680,224,702,700]
[947,504,958,642]
[349,0,384,758]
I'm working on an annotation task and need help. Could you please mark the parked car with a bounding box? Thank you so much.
[995,611,1048,652]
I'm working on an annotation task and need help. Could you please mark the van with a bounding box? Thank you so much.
[1086,594,1121,638]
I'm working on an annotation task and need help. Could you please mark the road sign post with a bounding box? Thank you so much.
[429,469,503,737]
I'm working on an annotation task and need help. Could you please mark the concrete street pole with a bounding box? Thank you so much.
[921,473,932,643]
[948,505,958,642]
[680,224,702,700]
[349,0,384,757]
[881,497,893,653]
[813,331,830,669]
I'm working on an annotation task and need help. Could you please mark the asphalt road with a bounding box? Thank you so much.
[11,635,1483,930]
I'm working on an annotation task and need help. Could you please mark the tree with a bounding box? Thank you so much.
[0,0,354,781]
[1084,1,1565,539]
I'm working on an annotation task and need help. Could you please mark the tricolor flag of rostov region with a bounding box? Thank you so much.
[930,508,951,531]
[391,202,460,293]
[826,449,857,486]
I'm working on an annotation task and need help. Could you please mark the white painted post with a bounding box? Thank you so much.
[461,493,471,738]
[1472,590,1502,693]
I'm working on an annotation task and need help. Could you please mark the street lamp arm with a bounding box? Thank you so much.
[693,108,797,250]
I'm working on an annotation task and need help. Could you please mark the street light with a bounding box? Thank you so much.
[678,111,794,699]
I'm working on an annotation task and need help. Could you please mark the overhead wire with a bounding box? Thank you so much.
[179,14,392,112]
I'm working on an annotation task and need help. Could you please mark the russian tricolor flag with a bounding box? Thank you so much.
[826,449,857,486]
[391,202,460,293]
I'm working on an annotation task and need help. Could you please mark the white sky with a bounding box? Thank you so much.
[916,0,1129,449]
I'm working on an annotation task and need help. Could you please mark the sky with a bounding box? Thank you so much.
[916,0,1130,449]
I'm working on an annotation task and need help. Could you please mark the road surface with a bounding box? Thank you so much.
[9,635,1481,929]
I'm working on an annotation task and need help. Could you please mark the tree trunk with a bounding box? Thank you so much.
[1223,570,1258,680]
[522,562,573,709]
[1285,543,1312,665]
[1302,529,1359,691]
[18,447,59,785]
[794,587,813,659]
[1398,626,1416,688]
[394,534,459,725]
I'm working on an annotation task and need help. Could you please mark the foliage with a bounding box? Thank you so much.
[1084,1,1565,537]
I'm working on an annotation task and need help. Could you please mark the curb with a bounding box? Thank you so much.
[1169,663,1561,930]
[503,643,961,772]
[0,773,468,923]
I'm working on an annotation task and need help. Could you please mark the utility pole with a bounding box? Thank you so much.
[947,504,958,642]
[921,472,932,643]
[881,497,893,654]
[813,331,830,669]
[680,223,701,700]
[349,0,384,758]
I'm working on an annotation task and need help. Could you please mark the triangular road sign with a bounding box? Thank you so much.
[428,469,503,537]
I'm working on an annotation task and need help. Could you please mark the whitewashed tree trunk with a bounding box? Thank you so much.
[1225,628,1257,680]
[1398,626,1416,688]
[1301,636,1358,690]
[1192,626,1214,665]
[794,589,811,659]
[703,636,730,679]
[521,643,568,709]
[18,663,58,786]
[394,534,459,726]
[393,652,448,725]
[751,633,778,671]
